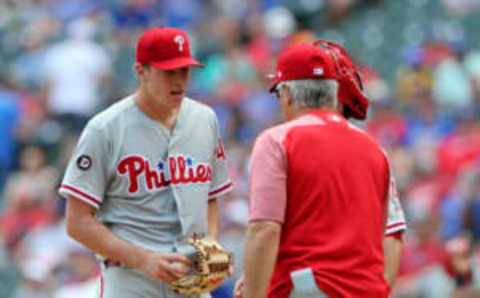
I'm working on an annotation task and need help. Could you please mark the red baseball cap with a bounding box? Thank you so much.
[136,27,204,70]
[269,43,337,93]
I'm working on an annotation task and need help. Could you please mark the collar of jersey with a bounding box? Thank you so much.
[308,109,343,119]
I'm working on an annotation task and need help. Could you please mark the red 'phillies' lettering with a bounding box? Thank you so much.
[196,164,212,183]
[196,164,207,182]
[117,155,145,193]
[188,166,195,181]
[145,161,170,189]
[178,156,189,183]
[169,157,178,184]
[117,155,212,193]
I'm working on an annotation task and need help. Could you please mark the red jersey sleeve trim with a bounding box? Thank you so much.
[385,231,404,241]
[385,222,407,235]
[209,181,233,199]
[59,184,101,209]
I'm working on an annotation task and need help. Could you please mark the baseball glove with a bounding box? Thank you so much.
[168,234,232,295]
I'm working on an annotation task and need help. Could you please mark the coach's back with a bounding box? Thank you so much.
[249,110,390,298]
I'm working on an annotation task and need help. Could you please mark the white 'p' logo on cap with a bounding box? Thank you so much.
[313,67,324,75]
[174,35,185,52]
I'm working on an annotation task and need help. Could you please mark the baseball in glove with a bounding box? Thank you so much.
[168,234,232,295]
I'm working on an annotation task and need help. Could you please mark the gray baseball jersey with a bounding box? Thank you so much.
[385,174,407,235]
[59,95,232,297]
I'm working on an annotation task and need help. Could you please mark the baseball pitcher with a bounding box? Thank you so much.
[59,27,233,298]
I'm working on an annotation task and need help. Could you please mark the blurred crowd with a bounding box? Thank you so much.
[1,0,480,298]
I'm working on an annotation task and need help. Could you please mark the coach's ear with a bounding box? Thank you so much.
[284,84,294,107]
[134,62,143,76]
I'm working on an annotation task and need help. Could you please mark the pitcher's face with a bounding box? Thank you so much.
[137,64,190,102]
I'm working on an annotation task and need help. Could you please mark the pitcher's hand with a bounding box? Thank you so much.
[139,252,190,283]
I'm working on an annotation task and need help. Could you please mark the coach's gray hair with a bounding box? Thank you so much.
[279,79,339,109]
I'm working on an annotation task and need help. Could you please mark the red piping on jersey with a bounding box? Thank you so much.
[386,222,406,229]
[60,184,101,205]
[209,182,233,196]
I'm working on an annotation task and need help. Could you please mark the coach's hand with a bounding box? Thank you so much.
[139,252,191,283]
[233,274,245,298]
